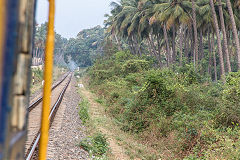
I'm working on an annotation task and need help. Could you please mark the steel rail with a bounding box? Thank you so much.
[28,72,70,112]
[25,73,72,160]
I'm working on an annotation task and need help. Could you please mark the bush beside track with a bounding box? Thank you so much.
[86,51,240,159]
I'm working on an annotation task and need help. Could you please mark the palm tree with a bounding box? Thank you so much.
[104,14,122,50]
[113,0,143,56]
[207,27,212,76]
[163,23,171,66]
[217,0,231,72]
[226,0,240,70]
[150,0,191,65]
[212,32,218,81]
[209,0,225,81]
[191,0,199,67]
[105,0,239,78]
[179,25,186,66]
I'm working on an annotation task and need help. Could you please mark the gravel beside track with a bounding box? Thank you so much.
[47,77,89,160]
[25,75,71,155]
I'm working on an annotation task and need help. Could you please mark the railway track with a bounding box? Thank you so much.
[25,73,72,160]
[28,72,70,112]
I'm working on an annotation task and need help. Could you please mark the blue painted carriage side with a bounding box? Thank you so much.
[0,0,20,144]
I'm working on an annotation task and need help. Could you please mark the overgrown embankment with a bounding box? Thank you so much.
[86,51,240,159]
[77,78,129,160]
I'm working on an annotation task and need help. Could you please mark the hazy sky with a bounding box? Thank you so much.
[36,0,114,38]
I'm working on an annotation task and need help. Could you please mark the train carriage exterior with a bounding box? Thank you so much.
[0,0,37,159]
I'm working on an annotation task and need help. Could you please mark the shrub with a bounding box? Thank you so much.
[87,49,239,159]
[79,99,90,124]
[224,71,240,103]
[89,70,111,83]
[219,71,240,126]
[80,133,109,157]
[121,59,150,74]
[125,73,144,86]
[204,134,240,159]
[137,69,180,116]
[32,68,43,83]
[176,64,203,85]
[114,50,133,62]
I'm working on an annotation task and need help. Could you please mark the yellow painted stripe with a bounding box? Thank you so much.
[0,0,6,84]
[39,0,55,159]
[0,0,6,105]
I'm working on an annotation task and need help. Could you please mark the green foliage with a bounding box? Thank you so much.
[218,71,240,126]
[80,133,109,158]
[88,50,240,159]
[224,71,240,102]
[114,51,133,62]
[176,64,204,85]
[79,99,90,124]
[34,23,68,67]
[32,69,43,83]
[122,59,150,74]
[64,26,104,67]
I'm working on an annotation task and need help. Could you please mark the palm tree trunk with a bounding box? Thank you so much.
[163,24,171,66]
[32,48,35,65]
[226,0,240,70]
[208,27,212,76]
[36,48,40,65]
[146,38,153,57]
[41,48,44,65]
[148,36,158,60]
[156,34,163,67]
[157,34,162,54]
[129,40,136,55]
[190,27,194,64]
[212,32,218,81]
[36,47,39,65]
[114,34,122,51]
[179,25,185,66]
[184,29,190,59]
[199,29,204,61]
[172,25,176,63]
[191,0,199,67]
[218,0,231,72]
[136,37,142,56]
[149,35,158,57]
[132,36,141,56]
[210,0,225,81]
[227,30,233,63]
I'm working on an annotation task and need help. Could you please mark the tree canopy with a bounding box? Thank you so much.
[64,25,104,67]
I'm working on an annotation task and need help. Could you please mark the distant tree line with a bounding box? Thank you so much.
[64,25,104,67]
[32,24,104,67]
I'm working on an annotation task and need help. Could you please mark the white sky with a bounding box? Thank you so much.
[36,0,113,38]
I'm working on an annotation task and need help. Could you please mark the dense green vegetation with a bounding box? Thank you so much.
[84,1,240,158]
[64,26,104,67]
[33,23,68,66]
[33,24,104,67]
[77,86,109,159]
[80,133,109,159]
[34,0,240,158]
[87,48,240,159]
[31,68,43,87]
[78,98,90,124]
